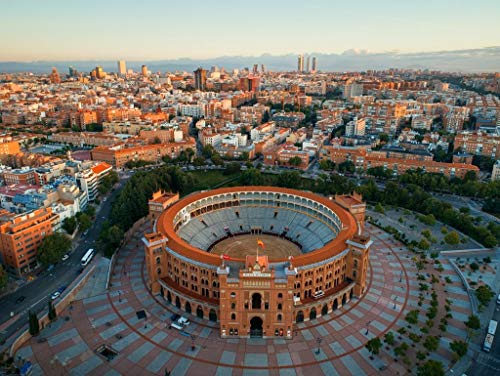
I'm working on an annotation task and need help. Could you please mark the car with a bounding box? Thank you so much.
[61,254,69,261]
[497,293,500,304]
[83,230,89,236]
[57,285,67,293]
[170,321,183,330]
[15,296,26,304]
[103,197,107,202]
[178,316,190,326]
[50,291,61,300]
[170,313,180,321]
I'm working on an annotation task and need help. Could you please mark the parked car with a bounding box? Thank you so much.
[178,317,190,326]
[50,291,61,300]
[15,296,26,304]
[61,254,69,261]
[57,285,67,293]
[170,321,183,330]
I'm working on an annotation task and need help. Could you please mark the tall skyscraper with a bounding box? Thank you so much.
[141,65,148,76]
[297,55,304,72]
[261,64,266,73]
[118,60,126,75]
[252,64,259,75]
[306,56,310,72]
[312,57,317,72]
[95,66,106,79]
[193,67,207,91]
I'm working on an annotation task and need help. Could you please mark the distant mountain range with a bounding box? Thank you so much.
[1,47,499,74]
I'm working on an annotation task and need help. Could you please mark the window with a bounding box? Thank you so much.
[277,314,282,322]
[231,313,236,320]
[277,293,283,299]
[277,303,282,310]
[231,303,236,309]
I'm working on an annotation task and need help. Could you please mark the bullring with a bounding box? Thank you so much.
[143,186,371,339]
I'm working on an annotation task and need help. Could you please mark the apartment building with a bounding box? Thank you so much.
[455,131,500,159]
[90,140,196,167]
[0,138,21,155]
[75,162,112,202]
[0,207,59,275]
[324,146,479,178]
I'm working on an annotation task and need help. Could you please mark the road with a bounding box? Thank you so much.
[0,175,129,344]
[468,304,500,376]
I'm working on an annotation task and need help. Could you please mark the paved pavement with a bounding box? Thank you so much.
[0,176,129,349]
[13,222,474,375]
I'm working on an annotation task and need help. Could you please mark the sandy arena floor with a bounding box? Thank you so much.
[210,233,302,259]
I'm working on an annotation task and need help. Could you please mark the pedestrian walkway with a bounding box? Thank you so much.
[14,222,472,375]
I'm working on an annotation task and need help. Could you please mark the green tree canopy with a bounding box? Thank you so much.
[78,213,92,231]
[449,340,468,359]
[37,233,71,266]
[62,216,77,234]
[417,360,444,376]
[444,231,460,245]
[365,337,382,357]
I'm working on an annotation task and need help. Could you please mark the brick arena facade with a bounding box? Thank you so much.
[143,187,371,339]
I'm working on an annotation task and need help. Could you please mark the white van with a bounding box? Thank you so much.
[496,293,500,304]
[178,317,190,326]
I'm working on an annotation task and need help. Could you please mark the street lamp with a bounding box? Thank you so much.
[118,291,122,303]
[315,337,322,354]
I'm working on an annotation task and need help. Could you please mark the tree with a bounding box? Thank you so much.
[83,206,96,220]
[28,310,40,336]
[475,285,494,306]
[262,111,270,123]
[0,264,7,290]
[338,160,355,174]
[417,238,430,250]
[211,153,224,166]
[365,337,382,358]
[224,162,241,175]
[99,225,124,257]
[379,133,389,143]
[423,336,440,352]
[78,213,92,232]
[444,231,460,245]
[62,216,77,234]
[419,214,436,226]
[193,156,206,166]
[153,136,162,144]
[449,340,468,359]
[288,156,303,167]
[374,203,385,214]
[405,309,419,325]
[384,331,395,345]
[48,300,57,321]
[37,233,71,266]
[417,360,444,376]
[319,160,335,170]
[202,145,215,158]
[277,171,301,188]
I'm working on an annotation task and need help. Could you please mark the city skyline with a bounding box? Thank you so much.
[1,0,499,62]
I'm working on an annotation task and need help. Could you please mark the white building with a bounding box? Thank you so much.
[345,117,366,136]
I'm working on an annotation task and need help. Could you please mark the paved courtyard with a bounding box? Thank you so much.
[15,222,473,375]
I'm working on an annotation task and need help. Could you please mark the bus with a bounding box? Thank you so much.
[81,249,95,266]
[488,320,498,335]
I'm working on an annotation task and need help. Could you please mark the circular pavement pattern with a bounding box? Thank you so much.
[15,222,473,376]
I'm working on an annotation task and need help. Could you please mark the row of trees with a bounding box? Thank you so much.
[62,209,94,235]
[358,180,499,247]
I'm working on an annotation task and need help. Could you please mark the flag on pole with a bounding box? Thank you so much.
[257,239,265,249]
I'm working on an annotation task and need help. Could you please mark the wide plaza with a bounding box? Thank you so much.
[15,222,473,375]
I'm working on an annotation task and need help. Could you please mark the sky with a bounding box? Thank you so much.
[1,0,499,61]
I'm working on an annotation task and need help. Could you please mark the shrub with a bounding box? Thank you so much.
[384,331,395,345]
[475,285,494,306]
[465,315,480,330]
[444,231,460,245]
[470,262,479,271]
